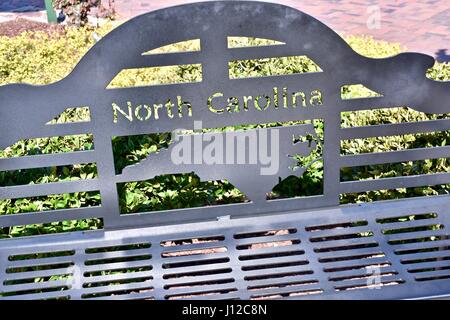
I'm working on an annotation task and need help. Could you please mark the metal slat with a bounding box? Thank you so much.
[162,269,234,283]
[340,146,450,167]
[382,230,448,243]
[82,270,154,284]
[340,172,450,194]
[35,121,92,137]
[248,283,324,298]
[321,257,391,272]
[238,247,305,259]
[316,247,384,261]
[273,291,326,300]
[127,51,201,69]
[166,292,240,301]
[0,151,96,171]
[106,196,329,231]
[1,242,84,255]
[241,265,315,278]
[376,218,440,230]
[160,241,227,253]
[161,252,230,265]
[163,282,237,296]
[207,293,240,300]
[0,290,70,300]
[399,252,450,263]
[84,240,153,252]
[164,273,234,287]
[406,260,450,272]
[392,239,450,252]
[412,269,450,280]
[5,256,74,269]
[327,267,399,280]
[2,268,73,281]
[0,206,103,228]
[333,274,404,290]
[395,248,450,258]
[312,238,379,252]
[160,232,225,243]
[246,274,319,288]
[164,279,236,293]
[340,119,450,140]
[83,260,153,273]
[223,71,329,93]
[338,95,407,111]
[83,248,153,261]
[161,246,228,259]
[162,262,232,275]
[306,226,372,239]
[85,290,154,300]
[225,44,301,61]
[318,250,386,264]
[81,281,154,296]
[304,220,370,233]
[3,122,93,151]
[240,256,309,269]
[235,234,301,246]
[1,279,70,293]
[233,227,297,237]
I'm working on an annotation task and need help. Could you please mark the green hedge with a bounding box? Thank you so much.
[0,26,449,238]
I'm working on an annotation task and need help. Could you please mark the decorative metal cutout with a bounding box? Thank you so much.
[0,1,449,300]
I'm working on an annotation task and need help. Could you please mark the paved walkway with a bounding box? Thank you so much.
[1,0,449,61]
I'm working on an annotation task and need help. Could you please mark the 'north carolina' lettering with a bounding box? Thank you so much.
[112,96,192,123]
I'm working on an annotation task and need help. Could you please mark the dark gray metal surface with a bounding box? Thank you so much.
[0,1,449,299]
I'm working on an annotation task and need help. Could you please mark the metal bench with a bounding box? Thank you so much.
[0,1,449,300]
